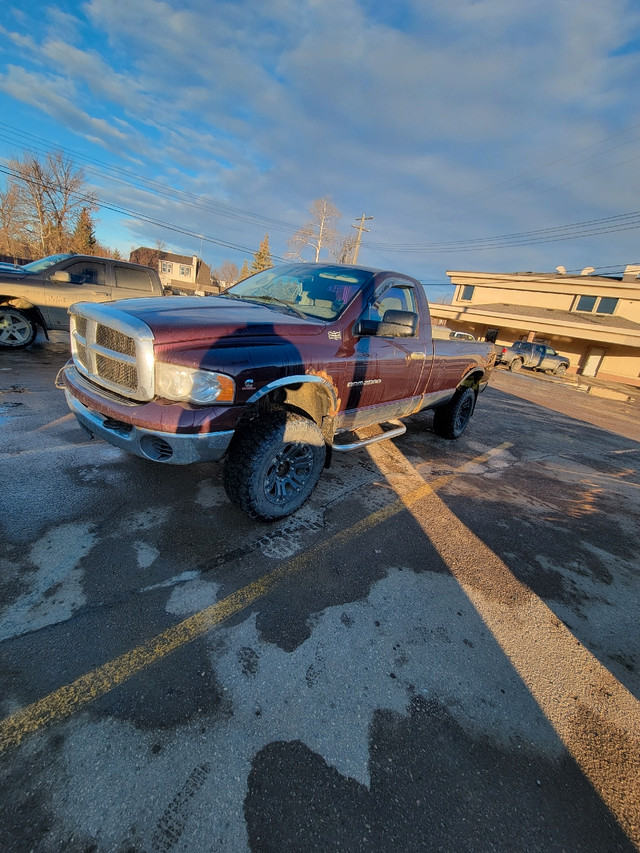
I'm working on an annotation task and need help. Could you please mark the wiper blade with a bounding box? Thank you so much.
[239,295,307,319]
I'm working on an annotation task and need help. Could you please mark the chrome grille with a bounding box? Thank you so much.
[69,304,155,401]
[96,325,136,357]
[96,353,138,389]
[75,342,88,371]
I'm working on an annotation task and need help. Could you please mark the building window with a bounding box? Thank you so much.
[161,261,173,274]
[597,297,618,314]
[179,265,192,277]
[574,294,618,315]
[460,285,475,301]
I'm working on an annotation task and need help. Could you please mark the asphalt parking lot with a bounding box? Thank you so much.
[1,336,639,852]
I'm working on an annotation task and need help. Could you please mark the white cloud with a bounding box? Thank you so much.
[1,0,640,277]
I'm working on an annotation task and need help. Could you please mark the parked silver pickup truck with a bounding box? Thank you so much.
[0,253,165,348]
[496,340,570,375]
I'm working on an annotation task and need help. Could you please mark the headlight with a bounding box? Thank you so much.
[155,362,235,404]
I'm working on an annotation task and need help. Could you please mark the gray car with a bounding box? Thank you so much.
[496,340,570,375]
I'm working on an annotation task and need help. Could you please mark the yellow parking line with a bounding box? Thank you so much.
[366,439,640,849]
[0,443,511,753]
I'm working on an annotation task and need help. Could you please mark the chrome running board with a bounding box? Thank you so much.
[330,420,407,452]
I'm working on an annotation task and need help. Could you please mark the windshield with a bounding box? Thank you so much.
[22,254,73,273]
[225,263,373,321]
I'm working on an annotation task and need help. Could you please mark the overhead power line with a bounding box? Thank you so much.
[0,164,287,261]
[366,210,640,253]
[0,122,299,236]
[3,121,640,259]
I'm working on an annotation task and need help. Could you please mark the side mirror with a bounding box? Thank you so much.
[51,271,71,283]
[353,318,380,336]
[378,309,418,337]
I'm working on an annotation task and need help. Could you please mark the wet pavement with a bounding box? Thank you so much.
[1,337,639,852]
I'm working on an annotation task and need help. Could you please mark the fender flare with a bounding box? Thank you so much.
[245,374,339,414]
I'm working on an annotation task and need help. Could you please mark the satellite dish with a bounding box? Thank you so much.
[556,266,566,274]
[581,266,595,275]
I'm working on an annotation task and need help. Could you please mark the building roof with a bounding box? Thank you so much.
[159,251,196,266]
[469,302,640,332]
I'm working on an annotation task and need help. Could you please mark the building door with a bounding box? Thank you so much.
[581,347,606,377]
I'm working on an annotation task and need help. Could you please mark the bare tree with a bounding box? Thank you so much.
[0,182,28,260]
[287,197,341,262]
[334,233,358,263]
[129,246,161,269]
[6,150,97,256]
[213,260,239,289]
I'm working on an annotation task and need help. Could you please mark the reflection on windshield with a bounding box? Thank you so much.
[22,254,73,273]
[225,263,373,320]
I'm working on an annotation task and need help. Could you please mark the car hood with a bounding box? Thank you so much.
[93,295,328,344]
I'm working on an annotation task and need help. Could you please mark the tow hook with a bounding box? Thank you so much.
[54,365,69,390]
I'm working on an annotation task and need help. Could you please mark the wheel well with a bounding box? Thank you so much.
[0,297,43,326]
[239,382,334,430]
[459,371,483,394]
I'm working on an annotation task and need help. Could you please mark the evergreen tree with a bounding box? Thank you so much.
[251,234,272,272]
[73,207,97,254]
[239,259,250,280]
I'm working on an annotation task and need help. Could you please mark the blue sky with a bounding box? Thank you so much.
[1,0,640,296]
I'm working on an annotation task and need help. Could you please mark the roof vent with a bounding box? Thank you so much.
[580,267,595,275]
[623,264,640,280]
[556,265,566,274]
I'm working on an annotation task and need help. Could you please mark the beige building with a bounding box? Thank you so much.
[130,248,214,295]
[429,265,640,387]
[157,252,214,294]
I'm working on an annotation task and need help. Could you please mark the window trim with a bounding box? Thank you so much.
[573,294,618,315]
[460,284,475,302]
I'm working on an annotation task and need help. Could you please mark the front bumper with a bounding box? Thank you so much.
[63,385,235,466]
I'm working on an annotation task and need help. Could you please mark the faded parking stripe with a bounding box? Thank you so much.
[0,443,511,753]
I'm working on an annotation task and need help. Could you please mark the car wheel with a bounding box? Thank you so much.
[432,387,476,440]
[223,409,326,521]
[554,363,568,376]
[509,358,523,372]
[0,307,37,348]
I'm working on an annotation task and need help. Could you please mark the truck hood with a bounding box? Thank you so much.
[0,266,31,279]
[94,295,328,343]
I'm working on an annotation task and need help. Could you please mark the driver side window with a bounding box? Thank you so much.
[60,261,106,286]
[361,284,416,323]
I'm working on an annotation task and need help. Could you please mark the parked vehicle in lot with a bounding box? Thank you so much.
[496,340,570,375]
[432,326,476,341]
[58,263,496,521]
[0,254,165,348]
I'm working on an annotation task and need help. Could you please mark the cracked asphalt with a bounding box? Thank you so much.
[1,335,639,852]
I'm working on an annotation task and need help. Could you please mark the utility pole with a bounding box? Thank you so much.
[351,213,373,263]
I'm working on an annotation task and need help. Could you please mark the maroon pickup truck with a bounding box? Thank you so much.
[58,263,495,520]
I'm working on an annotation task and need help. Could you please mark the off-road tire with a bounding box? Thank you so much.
[0,307,37,348]
[432,387,476,440]
[223,410,326,521]
[509,358,523,372]
[554,363,568,376]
